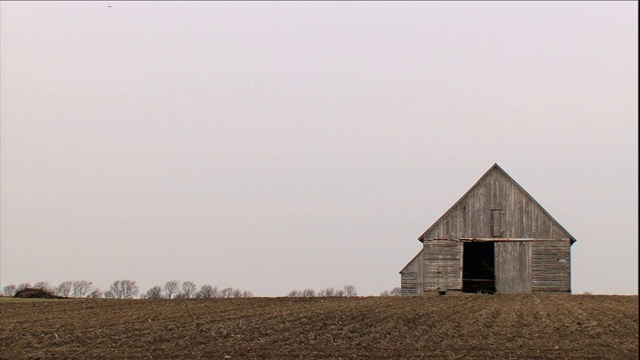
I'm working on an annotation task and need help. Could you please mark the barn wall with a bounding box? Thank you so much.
[423,240,462,291]
[421,170,572,241]
[495,241,532,294]
[400,251,423,296]
[416,166,573,294]
[532,239,571,292]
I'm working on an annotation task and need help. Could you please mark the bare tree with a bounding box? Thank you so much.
[180,281,197,299]
[343,285,357,297]
[334,289,345,297]
[318,287,335,297]
[56,281,73,297]
[288,290,302,297]
[221,287,234,298]
[163,280,180,299]
[144,286,163,299]
[34,282,53,293]
[196,284,217,298]
[87,289,103,298]
[2,284,16,296]
[103,290,115,299]
[302,288,316,297]
[241,290,253,298]
[232,289,243,298]
[110,280,139,299]
[72,280,93,298]
[16,283,31,292]
[380,287,402,297]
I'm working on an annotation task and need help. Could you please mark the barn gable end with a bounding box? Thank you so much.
[418,164,576,243]
[402,164,576,295]
[399,250,423,296]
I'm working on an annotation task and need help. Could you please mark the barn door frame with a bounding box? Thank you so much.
[462,241,496,294]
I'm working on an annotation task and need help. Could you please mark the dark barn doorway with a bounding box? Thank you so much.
[463,242,496,294]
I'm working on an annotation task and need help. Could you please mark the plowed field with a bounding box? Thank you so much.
[1,295,637,359]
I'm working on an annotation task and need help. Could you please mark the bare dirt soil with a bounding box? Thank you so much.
[1,294,637,359]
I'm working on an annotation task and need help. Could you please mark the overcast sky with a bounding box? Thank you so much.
[1,1,637,296]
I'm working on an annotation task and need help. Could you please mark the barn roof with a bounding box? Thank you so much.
[417,163,577,244]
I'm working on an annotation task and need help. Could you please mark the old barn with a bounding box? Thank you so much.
[400,164,576,295]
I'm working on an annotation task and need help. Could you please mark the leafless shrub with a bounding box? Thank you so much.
[72,280,93,298]
[180,281,197,299]
[318,287,335,297]
[87,288,103,298]
[144,286,163,299]
[109,280,139,299]
[56,281,73,297]
[16,283,31,292]
[2,285,17,296]
[302,288,316,297]
[34,282,53,293]
[163,280,180,299]
[343,285,357,297]
[196,284,217,298]
[291,286,351,298]
[380,287,402,297]
[221,287,234,298]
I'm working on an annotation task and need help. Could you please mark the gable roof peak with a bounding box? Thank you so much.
[417,163,577,244]
[491,162,505,172]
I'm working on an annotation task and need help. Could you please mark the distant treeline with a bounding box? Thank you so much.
[2,280,253,299]
[3,281,402,298]
[287,285,402,297]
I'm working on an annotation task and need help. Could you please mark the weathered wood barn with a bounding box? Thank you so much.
[400,164,576,295]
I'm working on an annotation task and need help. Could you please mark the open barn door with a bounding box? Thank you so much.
[495,241,532,294]
[462,242,496,294]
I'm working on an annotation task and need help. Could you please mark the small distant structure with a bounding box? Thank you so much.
[400,164,576,295]
[14,288,64,299]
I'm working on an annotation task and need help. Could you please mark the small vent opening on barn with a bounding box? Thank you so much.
[463,242,496,294]
[490,209,505,237]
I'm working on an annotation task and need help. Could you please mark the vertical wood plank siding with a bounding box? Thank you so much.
[421,170,571,241]
[410,165,574,295]
[495,242,532,294]
[400,251,423,296]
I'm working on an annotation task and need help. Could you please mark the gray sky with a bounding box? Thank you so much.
[1,1,637,296]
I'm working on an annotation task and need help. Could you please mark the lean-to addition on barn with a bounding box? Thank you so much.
[400,164,576,295]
